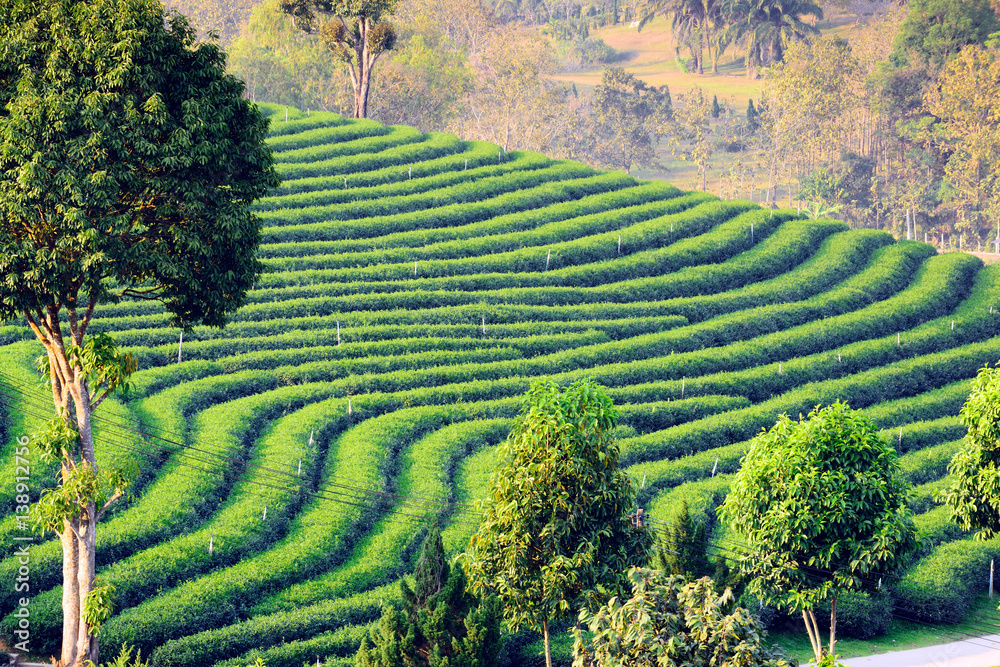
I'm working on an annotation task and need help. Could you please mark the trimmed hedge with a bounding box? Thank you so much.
[148,584,397,667]
[894,537,1000,623]
[271,140,505,195]
[271,124,421,163]
[96,401,515,656]
[276,131,463,180]
[258,159,596,227]
[255,150,553,212]
[258,179,680,260]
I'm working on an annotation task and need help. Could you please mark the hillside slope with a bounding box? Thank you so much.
[1,106,999,666]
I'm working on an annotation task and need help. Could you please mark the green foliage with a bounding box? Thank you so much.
[657,500,711,581]
[82,580,116,637]
[100,644,150,667]
[719,402,918,662]
[721,402,918,609]
[466,380,652,665]
[940,363,1000,539]
[894,536,1000,623]
[891,0,999,66]
[0,0,278,330]
[572,568,792,667]
[588,67,672,174]
[355,525,502,667]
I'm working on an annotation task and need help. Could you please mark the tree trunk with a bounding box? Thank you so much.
[70,379,99,667]
[767,154,778,206]
[60,524,80,667]
[802,608,823,663]
[542,618,553,667]
[829,595,838,659]
[75,509,98,667]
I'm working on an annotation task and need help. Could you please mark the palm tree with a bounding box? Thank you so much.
[721,0,822,78]
[635,0,726,75]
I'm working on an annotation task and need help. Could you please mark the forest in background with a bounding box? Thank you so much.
[165,0,1000,250]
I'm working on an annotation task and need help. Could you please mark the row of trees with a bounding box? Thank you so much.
[744,0,1000,244]
[356,371,1000,667]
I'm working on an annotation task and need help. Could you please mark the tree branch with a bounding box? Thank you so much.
[96,491,123,522]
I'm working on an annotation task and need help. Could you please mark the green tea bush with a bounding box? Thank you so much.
[276,132,463,180]
[271,140,504,194]
[255,150,553,212]
[272,124,420,163]
[258,160,596,227]
[260,179,681,259]
[894,537,1000,623]
[148,585,396,667]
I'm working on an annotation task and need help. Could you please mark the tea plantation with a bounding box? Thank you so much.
[2,104,999,666]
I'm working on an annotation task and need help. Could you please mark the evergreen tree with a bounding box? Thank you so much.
[657,500,710,580]
[655,500,742,603]
[711,94,721,118]
[356,525,502,667]
[746,98,759,131]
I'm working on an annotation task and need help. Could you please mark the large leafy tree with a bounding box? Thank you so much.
[718,402,918,665]
[721,0,823,78]
[572,568,792,667]
[355,524,502,667]
[924,43,1000,239]
[465,379,652,667]
[941,364,1000,539]
[280,0,400,118]
[589,67,671,174]
[0,1,278,664]
[890,0,999,68]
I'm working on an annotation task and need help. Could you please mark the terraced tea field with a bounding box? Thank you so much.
[2,104,1000,666]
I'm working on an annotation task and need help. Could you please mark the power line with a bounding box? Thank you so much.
[0,373,483,520]
[0,388,483,529]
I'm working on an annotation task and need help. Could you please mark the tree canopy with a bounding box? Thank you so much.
[941,364,1000,539]
[356,525,502,667]
[718,402,918,664]
[465,379,652,667]
[891,0,999,67]
[589,67,671,174]
[572,568,792,667]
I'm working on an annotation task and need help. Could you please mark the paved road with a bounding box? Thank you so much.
[805,634,1000,667]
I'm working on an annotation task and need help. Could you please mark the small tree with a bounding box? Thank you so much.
[0,1,278,664]
[941,363,1000,539]
[572,568,792,667]
[655,499,742,599]
[657,500,710,581]
[280,0,399,118]
[465,379,652,667]
[718,402,918,665]
[356,524,502,667]
[672,86,715,192]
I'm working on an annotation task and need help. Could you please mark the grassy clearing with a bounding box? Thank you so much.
[768,593,1000,663]
[548,18,762,106]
